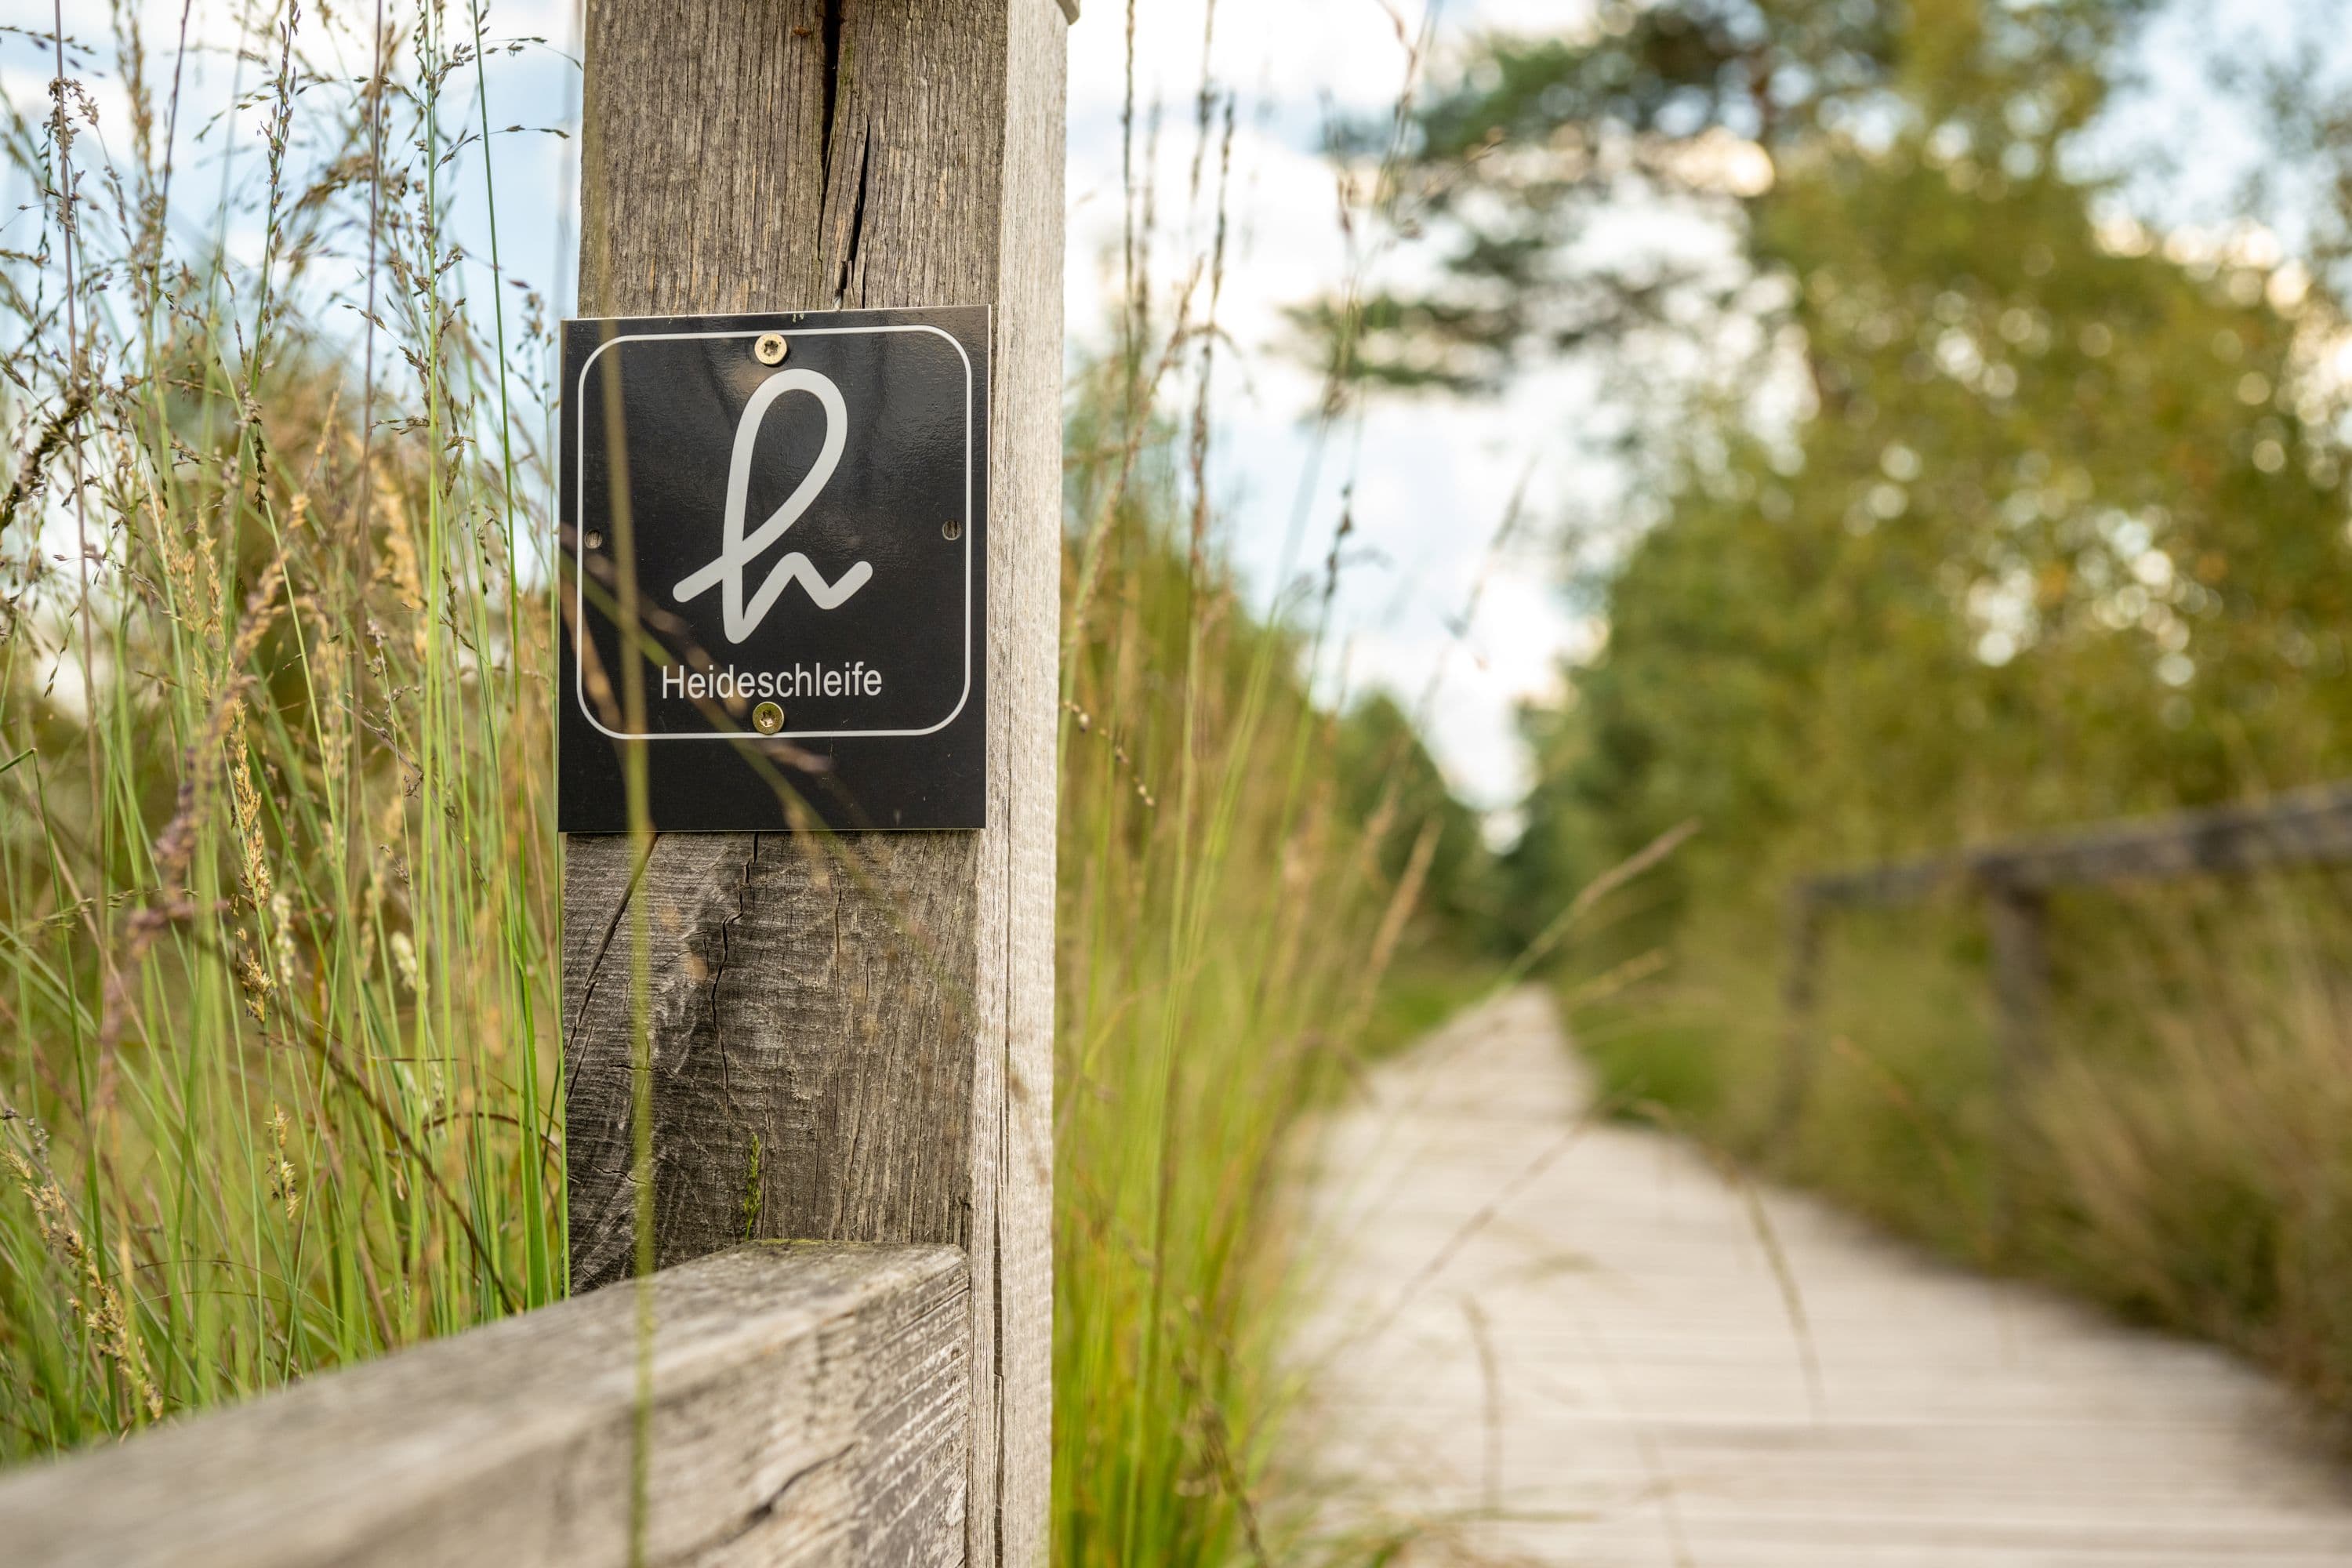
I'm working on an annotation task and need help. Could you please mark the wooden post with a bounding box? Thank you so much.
[1772,887,1827,1145]
[1984,879,2048,1250]
[563,4,1069,1563]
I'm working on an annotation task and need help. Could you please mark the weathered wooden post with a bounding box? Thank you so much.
[1772,884,1828,1145]
[1983,876,2049,1250]
[562,4,1070,1563]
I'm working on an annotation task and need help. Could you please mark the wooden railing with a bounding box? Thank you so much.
[1778,782,2352,1228]
[0,1245,967,1568]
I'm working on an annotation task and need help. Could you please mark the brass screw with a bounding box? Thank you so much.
[583,531,603,551]
[942,518,962,540]
[752,700,786,735]
[753,332,789,365]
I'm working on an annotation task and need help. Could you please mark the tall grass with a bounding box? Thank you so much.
[1049,16,1488,1550]
[5,9,1477,1549]
[0,5,560,1457]
[2026,876,2352,1414]
[1054,352,1453,1563]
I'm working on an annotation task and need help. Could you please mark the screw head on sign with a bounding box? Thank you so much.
[752,701,786,735]
[753,332,789,365]
[942,518,962,540]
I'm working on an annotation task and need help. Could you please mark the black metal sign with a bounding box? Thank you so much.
[559,307,989,832]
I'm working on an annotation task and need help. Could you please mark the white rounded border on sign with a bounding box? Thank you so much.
[571,321,975,742]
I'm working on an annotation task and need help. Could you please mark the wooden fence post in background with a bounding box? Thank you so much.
[562,4,1071,1563]
[1773,888,1827,1145]
[1784,787,2352,1254]
[1983,878,2049,1248]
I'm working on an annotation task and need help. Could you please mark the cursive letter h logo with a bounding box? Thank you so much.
[672,367,872,643]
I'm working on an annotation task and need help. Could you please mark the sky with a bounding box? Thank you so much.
[5,0,2329,823]
[1060,0,1615,818]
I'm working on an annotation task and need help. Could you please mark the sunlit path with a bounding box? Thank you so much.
[1295,989,2352,1566]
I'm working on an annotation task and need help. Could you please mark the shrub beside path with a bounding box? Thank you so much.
[1294,989,2352,1566]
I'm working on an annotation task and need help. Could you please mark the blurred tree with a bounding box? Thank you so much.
[1328,0,2352,926]
[1333,691,1492,929]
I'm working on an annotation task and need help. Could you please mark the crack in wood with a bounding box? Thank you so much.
[656,1441,856,1566]
[709,837,757,1120]
[835,125,873,307]
[818,0,846,188]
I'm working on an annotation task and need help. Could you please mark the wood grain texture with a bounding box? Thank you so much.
[569,4,1063,1561]
[1298,992,2352,1565]
[0,1245,967,1568]
[983,0,1064,1555]
[565,835,981,1285]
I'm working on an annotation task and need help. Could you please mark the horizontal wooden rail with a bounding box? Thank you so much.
[1778,781,2352,1238]
[0,1243,968,1568]
[1800,782,2352,907]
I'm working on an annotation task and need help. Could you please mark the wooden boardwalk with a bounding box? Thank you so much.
[1294,989,2352,1566]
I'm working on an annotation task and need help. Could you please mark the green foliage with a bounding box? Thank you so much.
[1453,0,2352,907]
[1377,0,2352,1417]
[1327,0,2143,394]
[1332,691,1490,931]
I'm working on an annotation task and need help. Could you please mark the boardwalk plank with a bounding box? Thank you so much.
[1298,989,2352,1566]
